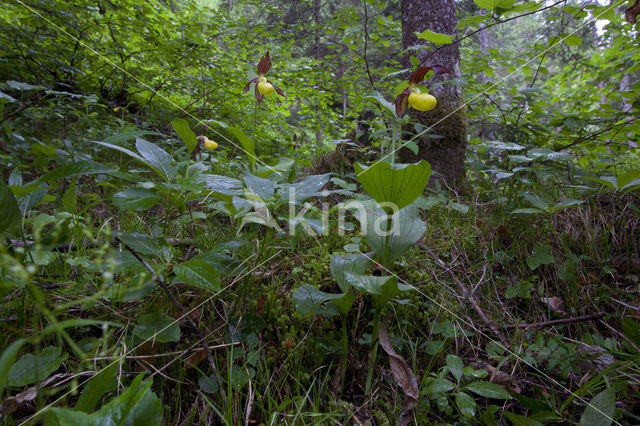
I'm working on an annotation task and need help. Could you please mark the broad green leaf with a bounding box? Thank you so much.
[75,362,119,413]
[456,391,476,419]
[578,387,616,426]
[198,373,220,394]
[93,141,157,175]
[364,205,426,264]
[227,126,257,171]
[171,118,198,154]
[283,173,331,203]
[424,378,456,394]
[549,198,584,212]
[44,408,95,425]
[484,140,525,151]
[618,169,640,190]
[135,138,176,182]
[562,34,583,46]
[61,178,77,213]
[355,161,431,213]
[89,374,161,426]
[39,160,113,182]
[503,411,543,426]
[347,273,412,307]
[464,381,510,399]
[416,29,454,45]
[8,346,68,387]
[331,292,357,317]
[446,354,464,382]
[243,173,274,201]
[174,258,221,292]
[292,284,340,317]
[622,318,640,350]
[116,232,163,257]
[511,208,544,214]
[101,130,164,145]
[526,245,555,270]
[200,174,243,196]
[112,188,160,211]
[0,178,21,234]
[0,339,26,394]
[256,157,296,179]
[330,253,372,292]
[363,91,397,119]
[474,0,497,10]
[133,313,180,343]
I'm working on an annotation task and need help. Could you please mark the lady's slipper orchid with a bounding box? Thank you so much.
[394,65,450,117]
[243,52,285,104]
[199,136,218,150]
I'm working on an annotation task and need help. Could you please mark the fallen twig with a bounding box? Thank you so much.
[114,237,227,406]
[503,312,606,329]
[422,247,509,346]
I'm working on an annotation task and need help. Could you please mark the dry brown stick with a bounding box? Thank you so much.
[115,237,227,406]
[503,312,606,330]
[425,249,509,346]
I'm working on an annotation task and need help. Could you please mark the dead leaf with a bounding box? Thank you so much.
[626,0,640,23]
[184,348,207,369]
[0,389,37,415]
[541,296,565,314]
[378,321,418,426]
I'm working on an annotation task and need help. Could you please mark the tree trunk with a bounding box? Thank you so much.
[399,0,467,189]
[477,24,493,84]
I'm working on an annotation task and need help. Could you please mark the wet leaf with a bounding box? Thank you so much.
[378,322,418,426]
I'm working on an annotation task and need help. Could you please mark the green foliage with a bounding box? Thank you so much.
[1,0,639,423]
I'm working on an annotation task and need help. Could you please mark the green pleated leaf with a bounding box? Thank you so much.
[39,160,113,183]
[578,387,616,426]
[364,205,426,264]
[455,391,476,419]
[355,161,431,213]
[172,118,198,154]
[75,362,118,413]
[330,253,372,293]
[135,138,176,182]
[0,339,26,394]
[133,313,180,343]
[464,381,510,399]
[292,284,340,317]
[227,127,257,171]
[0,178,21,235]
[416,29,454,45]
[8,346,68,387]
[174,258,221,292]
[112,188,161,211]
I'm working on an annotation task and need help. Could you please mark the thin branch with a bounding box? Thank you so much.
[115,237,227,405]
[503,312,606,329]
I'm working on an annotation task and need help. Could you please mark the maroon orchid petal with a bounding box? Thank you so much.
[269,80,285,97]
[394,88,411,118]
[257,51,272,75]
[243,77,259,94]
[409,67,432,85]
[431,65,452,75]
[408,65,452,86]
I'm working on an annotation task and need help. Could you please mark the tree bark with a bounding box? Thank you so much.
[399,0,467,189]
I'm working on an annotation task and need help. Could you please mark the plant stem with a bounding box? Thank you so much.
[364,307,382,395]
[381,212,393,269]
[390,121,399,164]
[340,315,348,394]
